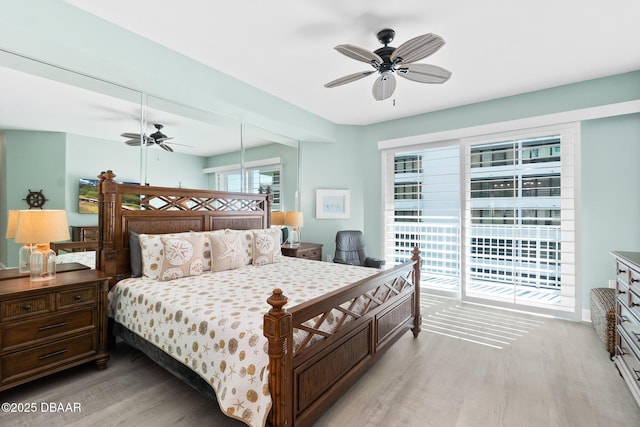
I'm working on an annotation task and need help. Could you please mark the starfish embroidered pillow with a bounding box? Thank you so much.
[210,230,248,272]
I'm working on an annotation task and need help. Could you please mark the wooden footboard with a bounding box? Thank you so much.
[264,248,421,427]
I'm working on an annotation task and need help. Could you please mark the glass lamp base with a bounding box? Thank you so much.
[19,243,36,273]
[29,244,56,281]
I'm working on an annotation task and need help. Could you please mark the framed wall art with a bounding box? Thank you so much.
[316,189,350,219]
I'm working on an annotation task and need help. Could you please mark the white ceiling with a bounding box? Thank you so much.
[2,1,639,157]
[66,0,640,125]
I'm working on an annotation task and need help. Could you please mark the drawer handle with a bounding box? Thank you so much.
[632,278,640,283]
[632,302,640,307]
[23,304,32,311]
[633,331,640,342]
[38,348,67,360]
[618,289,627,294]
[619,269,627,274]
[38,322,68,332]
[621,315,629,322]
[634,369,640,382]
[74,295,82,301]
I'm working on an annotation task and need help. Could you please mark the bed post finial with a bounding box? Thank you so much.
[98,170,116,182]
[264,288,293,427]
[411,247,422,337]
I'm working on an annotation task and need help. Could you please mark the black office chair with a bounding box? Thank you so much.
[333,230,385,269]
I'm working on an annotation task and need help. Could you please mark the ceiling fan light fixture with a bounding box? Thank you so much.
[326,28,450,101]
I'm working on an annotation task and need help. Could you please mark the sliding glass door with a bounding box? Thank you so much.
[385,142,461,297]
[383,124,579,317]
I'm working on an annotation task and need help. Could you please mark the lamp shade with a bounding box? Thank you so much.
[14,210,70,244]
[5,210,18,238]
[271,211,286,226]
[284,211,303,227]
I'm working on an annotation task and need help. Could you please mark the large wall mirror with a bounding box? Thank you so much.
[0,49,299,267]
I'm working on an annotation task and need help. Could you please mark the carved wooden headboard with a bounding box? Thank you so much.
[96,170,272,285]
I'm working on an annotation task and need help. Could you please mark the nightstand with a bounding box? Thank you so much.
[0,269,110,391]
[281,242,323,261]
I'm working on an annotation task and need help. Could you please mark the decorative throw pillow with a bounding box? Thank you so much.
[139,232,203,280]
[158,234,204,281]
[210,231,247,272]
[252,228,282,266]
[201,231,213,272]
[129,231,142,278]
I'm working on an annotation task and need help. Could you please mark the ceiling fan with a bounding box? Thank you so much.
[121,123,176,152]
[324,28,452,101]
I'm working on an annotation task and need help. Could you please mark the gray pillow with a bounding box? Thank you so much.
[129,231,142,277]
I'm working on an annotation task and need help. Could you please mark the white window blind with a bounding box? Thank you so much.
[383,123,579,316]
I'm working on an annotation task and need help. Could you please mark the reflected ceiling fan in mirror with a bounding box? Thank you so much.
[121,123,185,152]
[324,28,452,101]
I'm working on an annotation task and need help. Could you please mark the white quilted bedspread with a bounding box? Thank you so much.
[108,257,377,427]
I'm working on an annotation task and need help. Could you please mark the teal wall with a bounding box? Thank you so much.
[4,131,66,266]
[0,2,639,313]
[65,133,207,229]
[581,113,640,290]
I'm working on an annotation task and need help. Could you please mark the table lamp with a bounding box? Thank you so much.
[6,210,37,273]
[271,211,288,244]
[284,211,303,246]
[14,210,70,281]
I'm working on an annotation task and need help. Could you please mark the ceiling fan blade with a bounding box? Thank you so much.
[390,33,445,64]
[372,73,396,101]
[124,139,141,146]
[121,132,142,139]
[335,44,383,65]
[325,70,376,88]
[153,136,174,143]
[397,64,452,83]
[158,143,174,152]
[167,142,194,148]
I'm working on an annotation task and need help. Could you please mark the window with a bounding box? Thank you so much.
[209,159,283,211]
[382,123,579,316]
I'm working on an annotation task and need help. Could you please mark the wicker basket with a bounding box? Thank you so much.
[589,287,616,358]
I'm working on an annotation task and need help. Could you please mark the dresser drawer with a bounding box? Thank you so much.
[1,309,95,351]
[1,333,97,383]
[57,286,97,309]
[629,289,640,322]
[631,267,640,291]
[617,260,631,287]
[0,295,51,321]
[617,332,640,383]
[297,247,322,261]
[72,226,99,242]
[618,305,640,358]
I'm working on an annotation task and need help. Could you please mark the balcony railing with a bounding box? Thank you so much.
[388,220,562,291]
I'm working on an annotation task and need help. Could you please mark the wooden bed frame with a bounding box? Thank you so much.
[51,241,98,254]
[95,170,422,427]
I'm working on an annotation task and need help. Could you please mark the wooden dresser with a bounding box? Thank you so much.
[281,242,323,261]
[0,269,110,391]
[71,225,99,242]
[612,251,640,406]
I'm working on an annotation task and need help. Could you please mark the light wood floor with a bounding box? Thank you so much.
[3,295,640,427]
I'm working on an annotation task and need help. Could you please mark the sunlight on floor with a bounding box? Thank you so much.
[422,301,545,350]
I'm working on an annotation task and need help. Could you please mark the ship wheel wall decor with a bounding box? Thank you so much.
[23,189,48,209]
